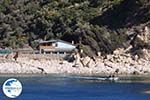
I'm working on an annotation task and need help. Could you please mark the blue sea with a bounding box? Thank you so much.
[0,75,150,100]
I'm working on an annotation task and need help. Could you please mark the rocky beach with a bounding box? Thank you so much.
[0,0,149,77]
[0,47,150,76]
[0,24,150,76]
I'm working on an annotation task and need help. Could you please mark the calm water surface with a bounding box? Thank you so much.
[0,75,150,100]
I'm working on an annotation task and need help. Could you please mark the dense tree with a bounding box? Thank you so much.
[0,0,149,55]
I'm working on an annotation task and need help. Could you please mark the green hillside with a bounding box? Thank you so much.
[0,0,149,56]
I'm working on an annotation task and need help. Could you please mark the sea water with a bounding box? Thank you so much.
[0,75,150,100]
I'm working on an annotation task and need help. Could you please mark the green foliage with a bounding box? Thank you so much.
[112,0,122,5]
[0,4,5,12]
[0,0,149,55]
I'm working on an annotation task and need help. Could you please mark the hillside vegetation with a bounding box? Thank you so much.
[0,0,149,56]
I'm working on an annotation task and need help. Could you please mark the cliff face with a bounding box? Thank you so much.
[0,0,149,56]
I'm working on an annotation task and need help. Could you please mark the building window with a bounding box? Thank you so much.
[59,52,64,54]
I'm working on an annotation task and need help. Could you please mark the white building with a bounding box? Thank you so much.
[38,39,76,54]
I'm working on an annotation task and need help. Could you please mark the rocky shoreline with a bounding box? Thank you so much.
[0,48,150,76]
